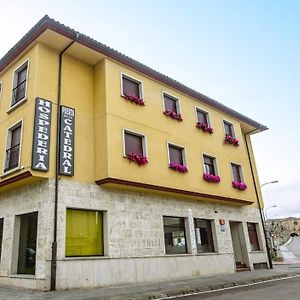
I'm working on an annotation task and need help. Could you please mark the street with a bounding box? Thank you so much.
[171,276,300,300]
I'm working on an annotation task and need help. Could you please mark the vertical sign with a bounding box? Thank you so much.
[59,106,75,176]
[32,98,52,171]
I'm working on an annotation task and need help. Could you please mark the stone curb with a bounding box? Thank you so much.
[146,272,300,300]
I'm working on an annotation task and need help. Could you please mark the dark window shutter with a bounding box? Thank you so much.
[232,164,241,182]
[17,67,27,86]
[224,122,233,136]
[204,156,215,175]
[11,126,21,147]
[122,77,140,98]
[164,95,177,113]
[247,223,260,251]
[169,145,183,165]
[125,132,143,155]
[197,110,208,125]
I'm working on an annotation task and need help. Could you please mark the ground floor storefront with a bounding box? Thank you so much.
[0,179,268,290]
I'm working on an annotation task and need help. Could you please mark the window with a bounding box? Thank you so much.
[223,120,235,137]
[203,155,217,175]
[247,223,260,251]
[196,108,209,126]
[194,219,215,253]
[231,163,243,182]
[124,131,143,155]
[66,209,103,257]
[168,144,185,165]
[0,218,3,261]
[4,122,22,172]
[17,212,38,275]
[11,61,28,107]
[163,216,187,254]
[121,74,142,99]
[163,92,179,113]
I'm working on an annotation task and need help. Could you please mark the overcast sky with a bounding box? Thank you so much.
[1,1,299,219]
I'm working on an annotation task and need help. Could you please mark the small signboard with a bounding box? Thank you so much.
[59,106,75,176]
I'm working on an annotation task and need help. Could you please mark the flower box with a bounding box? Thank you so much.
[169,162,188,173]
[123,93,145,106]
[224,134,239,146]
[126,154,148,165]
[232,181,247,190]
[196,122,213,134]
[203,173,221,183]
[163,110,183,121]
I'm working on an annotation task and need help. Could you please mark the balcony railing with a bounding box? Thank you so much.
[11,80,26,106]
[4,144,20,172]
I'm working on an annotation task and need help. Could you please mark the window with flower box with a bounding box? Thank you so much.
[168,143,188,172]
[231,163,247,190]
[223,120,239,146]
[163,216,187,255]
[202,154,220,182]
[163,92,182,121]
[194,218,215,253]
[121,74,144,105]
[195,107,213,133]
[247,223,260,251]
[11,60,28,109]
[123,130,148,165]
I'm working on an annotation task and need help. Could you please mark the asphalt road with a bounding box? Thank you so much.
[172,276,300,300]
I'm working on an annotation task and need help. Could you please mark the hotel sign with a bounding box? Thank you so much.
[32,98,52,171]
[59,106,75,176]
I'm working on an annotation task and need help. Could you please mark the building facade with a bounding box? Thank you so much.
[0,16,269,290]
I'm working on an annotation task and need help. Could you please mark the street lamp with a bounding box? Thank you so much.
[265,205,277,220]
[260,180,279,269]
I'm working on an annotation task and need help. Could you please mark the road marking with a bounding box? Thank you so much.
[157,274,300,299]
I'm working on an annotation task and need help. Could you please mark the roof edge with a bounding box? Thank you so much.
[0,15,268,131]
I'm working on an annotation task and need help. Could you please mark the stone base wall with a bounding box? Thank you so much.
[0,179,269,290]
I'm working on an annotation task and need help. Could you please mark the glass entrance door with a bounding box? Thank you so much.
[17,212,38,275]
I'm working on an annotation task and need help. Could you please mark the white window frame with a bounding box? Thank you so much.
[167,142,188,167]
[222,119,236,138]
[122,128,148,157]
[120,72,144,99]
[230,161,244,182]
[194,106,211,126]
[2,119,24,176]
[162,91,181,114]
[9,59,29,111]
[202,153,219,176]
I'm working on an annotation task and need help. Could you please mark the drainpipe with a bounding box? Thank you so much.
[244,129,273,269]
[50,38,77,291]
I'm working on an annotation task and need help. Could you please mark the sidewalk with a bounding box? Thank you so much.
[0,265,300,300]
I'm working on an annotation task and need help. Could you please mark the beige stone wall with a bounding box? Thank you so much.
[0,179,268,290]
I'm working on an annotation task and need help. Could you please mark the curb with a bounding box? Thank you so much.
[147,273,300,300]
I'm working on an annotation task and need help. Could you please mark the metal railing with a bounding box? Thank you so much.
[4,144,20,172]
[11,80,26,106]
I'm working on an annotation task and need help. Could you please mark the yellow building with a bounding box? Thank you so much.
[0,16,269,290]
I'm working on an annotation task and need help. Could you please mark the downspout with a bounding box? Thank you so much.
[50,38,77,291]
[244,129,273,269]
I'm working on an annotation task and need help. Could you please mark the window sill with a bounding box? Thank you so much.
[250,250,264,253]
[196,252,220,256]
[164,253,193,257]
[7,97,27,114]
[0,166,21,178]
[62,256,108,261]
[9,274,36,279]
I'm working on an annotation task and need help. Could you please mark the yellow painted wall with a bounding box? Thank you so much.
[104,59,260,204]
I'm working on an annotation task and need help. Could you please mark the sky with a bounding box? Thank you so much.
[1,1,299,219]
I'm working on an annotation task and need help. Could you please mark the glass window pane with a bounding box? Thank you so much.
[163,216,187,254]
[232,164,241,182]
[247,223,260,251]
[224,122,233,136]
[66,209,103,256]
[204,155,215,175]
[194,219,215,253]
[197,110,208,125]
[122,77,140,98]
[125,132,143,155]
[169,145,183,165]
[164,95,177,113]
[17,212,38,275]
[0,219,3,261]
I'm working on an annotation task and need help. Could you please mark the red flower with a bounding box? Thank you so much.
[169,162,188,173]
[196,122,213,134]
[224,134,239,146]
[123,93,145,106]
[126,154,148,165]
[203,173,221,183]
[163,110,183,121]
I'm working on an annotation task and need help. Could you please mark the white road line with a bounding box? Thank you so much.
[157,274,300,300]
